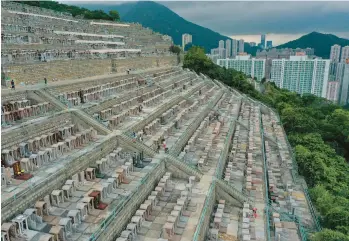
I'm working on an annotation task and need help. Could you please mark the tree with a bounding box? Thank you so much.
[311,229,349,241]
[261,77,266,83]
[169,45,181,55]
[109,10,120,21]
[324,207,349,229]
[183,46,213,74]
[18,1,115,21]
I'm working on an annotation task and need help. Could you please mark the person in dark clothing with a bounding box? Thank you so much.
[78,89,84,104]
[11,80,15,90]
[44,78,47,85]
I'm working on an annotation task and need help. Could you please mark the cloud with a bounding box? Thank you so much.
[160,1,349,36]
[58,0,349,43]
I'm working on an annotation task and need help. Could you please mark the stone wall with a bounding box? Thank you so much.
[111,56,178,73]
[4,59,112,85]
[2,90,51,106]
[2,91,28,102]
[3,56,178,86]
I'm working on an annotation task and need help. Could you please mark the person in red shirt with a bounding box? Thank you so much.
[253,207,258,218]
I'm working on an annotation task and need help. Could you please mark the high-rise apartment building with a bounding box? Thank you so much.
[182,33,192,51]
[326,81,340,102]
[238,39,244,53]
[304,48,315,56]
[335,62,346,81]
[211,48,225,59]
[219,40,225,49]
[218,48,226,59]
[225,39,232,58]
[337,63,349,105]
[232,39,238,57]
[340,46,349,63]
[330,44,341,63]
[211,48,219,55]
[270,55,330,98]
[256,48,315,59]
[266,41,273,49]
[211,47,225,59]
[217,55,266,81]
[207,54,220,64]
[261,34,266,49]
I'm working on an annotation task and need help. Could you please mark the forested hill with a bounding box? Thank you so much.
[277,32,349,58]
[78,1,259,55]
[13,1,120,21]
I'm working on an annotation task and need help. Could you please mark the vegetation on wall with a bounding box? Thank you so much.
[184,46,349,241]
[14,1,120,21]
[169,45,182,55]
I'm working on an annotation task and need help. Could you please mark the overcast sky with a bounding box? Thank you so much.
[61,1,349,44]
[161,1,349,44]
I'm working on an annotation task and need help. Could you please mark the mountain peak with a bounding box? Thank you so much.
[277,32,349,58]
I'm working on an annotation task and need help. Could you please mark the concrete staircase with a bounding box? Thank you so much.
[119,131,203,179]
[170,90,224,156]
[216,179,255,205]
[72,109,111,135]
[36,88,111,134]
[35,88,67,110]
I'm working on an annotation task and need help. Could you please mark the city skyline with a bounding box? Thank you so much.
[209,42,349,105]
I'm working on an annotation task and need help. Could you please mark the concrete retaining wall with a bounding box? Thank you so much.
[4,56,178,85]
[4,59,112,86]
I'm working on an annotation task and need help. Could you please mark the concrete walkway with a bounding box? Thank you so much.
[1,65,176,95]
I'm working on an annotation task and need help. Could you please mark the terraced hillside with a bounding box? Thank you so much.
[1,2,319,241]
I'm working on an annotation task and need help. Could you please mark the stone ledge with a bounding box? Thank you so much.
[1,134,118,221]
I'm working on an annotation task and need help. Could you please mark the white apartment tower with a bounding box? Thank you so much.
[238,39,244,53]
[326,81,340,103]
[182,33,192,50]
[232,39,238,57]
[270,55,331,98]
[217,55,266,81]
[219,40,225,49]
[330,45,341,63]
[340,46,349,63]
[225,39,232,58]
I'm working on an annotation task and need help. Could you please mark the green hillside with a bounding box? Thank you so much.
[14,0,120,21]
[277,32,349,58]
